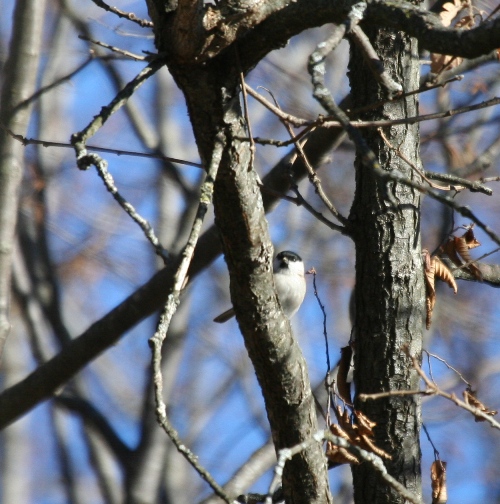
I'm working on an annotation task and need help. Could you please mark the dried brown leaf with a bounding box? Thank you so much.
[327,409,391,464]
[454,235,472,263]
[441,233,483,280]
[463,389,498,422]
[440,0,462,26]
[326,443,359,465]
[431,460,448,504]
[354,410,376,437]
[441,239,463,268]
[433,256,457,293]
[430,53,463,74]
[358,434,392,460]
[329,422,351,441]
[424,254,437,329]
[463,225,481,249]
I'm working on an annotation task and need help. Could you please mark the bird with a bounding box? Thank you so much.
[213,250,306,323]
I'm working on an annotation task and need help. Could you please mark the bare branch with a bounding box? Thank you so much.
[0,126,203,168]
[70,58,164,162]
[349,25,403,98]
[0,0,46,359]
[90,0,153,27]
[149,133,227,500]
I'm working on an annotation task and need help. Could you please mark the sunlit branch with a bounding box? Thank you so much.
[71,58,164,158]
[360,350,500,431]
[78,35,149,61]
[148,133,230,502]
[263,430,423,504]
[259,87,348,227]
[91,153,170,263]
[371,164,500,247]
[0,125,203,168]
[423,171,495,195]
[307,22,349,114]
[349,24,402,98]
[89,0,153,27]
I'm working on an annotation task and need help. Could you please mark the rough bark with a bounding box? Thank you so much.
[349,23,425,504]
[164,51,331,501]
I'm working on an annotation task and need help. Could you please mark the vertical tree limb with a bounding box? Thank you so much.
[0,0,47,360]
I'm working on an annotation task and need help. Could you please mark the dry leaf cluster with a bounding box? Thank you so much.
[463,387,498,422]
[440,225,483,280]
[424,225,482,329]
[431,460,448,504]
[430,0,477,73]
[326,407,391,466]
[423,250,457,329]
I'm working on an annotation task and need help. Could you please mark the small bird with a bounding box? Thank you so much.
[213,251,306,323]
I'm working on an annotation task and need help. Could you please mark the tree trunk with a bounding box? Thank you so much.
[349,26,425,504]
[166,53,332,503]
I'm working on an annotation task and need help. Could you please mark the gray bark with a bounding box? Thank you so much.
[349,24,425,504]
[0,0,46,359]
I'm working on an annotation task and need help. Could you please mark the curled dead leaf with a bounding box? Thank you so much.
[326,443,359,465]
[431,460,448,504]
[354,410,377,437]
[424,252,457,329]
[326,409,391,465]
[440,0,462,26]
[433,256,457,293]
[440,227,483,280]
[463,388,498,422]
[463,225,481,249]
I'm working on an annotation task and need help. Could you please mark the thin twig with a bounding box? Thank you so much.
[92,154,169,263]
[260,183,345,232]
[421,423,440,460]
[71,58,164,159]
[424,171,494,195]
[149,133,230,502]
[0,125,203,168]
[309,268,331,372]
[323,431,423,504]
[349,25,402,98]
[378,127,447,189]
[90,0,153,27]
[408,351,500,430]
[78,35,148,61]
[246,86,500,131]
[358,389,432,401]
[259,87,348,227]
[423,349,472,388]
